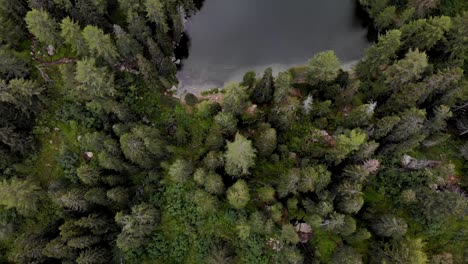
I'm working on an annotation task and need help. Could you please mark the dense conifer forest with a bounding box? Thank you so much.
[0,0,467,263]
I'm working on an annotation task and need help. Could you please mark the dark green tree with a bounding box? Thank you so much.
[251,67,274,104]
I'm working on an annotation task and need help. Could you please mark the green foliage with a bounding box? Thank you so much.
[274,71,292,103]
[357,30,402,80]
[251,67,274,104]
[25,9,60,46]
[184,93,198,106]
[75,58,116,99]
[307,50,341,84]
[145,0,169,33]
[227,180,250,209]
[332,246,363,264]
[224,133,257,177]
[116,203,159,251]
[1,2,467,263]
[384,49,429,90]
[372,214,408,238]
[168,159,193,183]
[0,178,42,216]
[223,83,250,115]
[60,17,88,56]
[82,25,119,63]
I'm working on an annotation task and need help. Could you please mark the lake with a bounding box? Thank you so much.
[176,0,371,95]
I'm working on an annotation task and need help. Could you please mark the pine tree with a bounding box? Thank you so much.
[84,188,109,206]
[67,235,101,249]
[0,178,42,216]
[0,78,42,113]
[203,151,224,170]
[224,133,257,177]
[254,123,277,158]
[371,214,408,238]
[445,12,468,66]
[168,159,193,183]
[223,83,249,115]
[25,9,60,46]
[401,16,452,51]
[307,50,341,84]
[76,164,101,185]
[75,58,116,99]
[60,188,89,212]
[332,246,363,264]
[251,67,274,104]
[145,0,169,33]
[373,115,401,139]
[0,49,30,81]
[115,203,159,251]
[106,187,129,204]
[214,112,238,135]
[356,29,402,80]
[204,171,225,195]
[281,224,300,244]
[75,214,111,235]
[76,247,110,264]
[277,168,301,198]
[43,237,75,260]
[274,71,292,103]
[60,17,88,56]
[82,25,119,64]
[375,6,397,30]
[384,49,428,91]
[387,108,426,142]
[226,180,250,209]
[337,195,364,214]
[193,189,218,213]
[257,185,276,204]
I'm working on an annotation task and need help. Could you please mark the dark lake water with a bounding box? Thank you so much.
[176,0,371,95]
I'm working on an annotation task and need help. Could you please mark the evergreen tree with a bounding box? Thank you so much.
[75,58,116,100]
[204,171,225,195]
[223,83,249,115]
[67,235,101,249]
[251,67,274,104]
[401,16,452,50]
[332,246,363,264]
[226,180,250,209]
[145,0,169,33]
[0,78,42,113]
[60,17,88,56]
[106,187,129,204]
[372,238,427,264]
[25,9,60,46]
[274,71,292,103]
[384,49,429,91]
[281,224,300,244]
[371,215,408,238]
[254,123,277,157]
[76,247,110,264]
[307,50,341,84]
[115,203,159,251]
[82,25,119,63]
[214,112,238,135]
[0,178,42,216]
[76,164,101,185]
[168,159,193,183]
[59,188,89,212]
[224,133,257,177]
[356,29,401,80]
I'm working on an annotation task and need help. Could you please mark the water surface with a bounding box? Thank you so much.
[177,0,370,94]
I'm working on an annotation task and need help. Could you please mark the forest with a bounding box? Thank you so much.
[0,0,466,263]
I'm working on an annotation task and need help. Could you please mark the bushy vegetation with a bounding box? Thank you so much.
[0,0,466,263]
